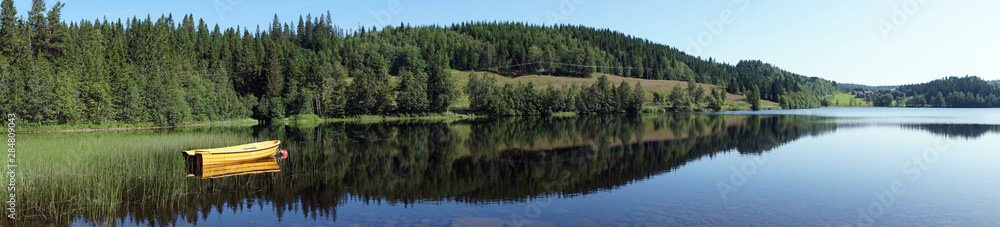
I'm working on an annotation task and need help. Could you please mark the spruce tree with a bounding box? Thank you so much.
[396,70,429,114]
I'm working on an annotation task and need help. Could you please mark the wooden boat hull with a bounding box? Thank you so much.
[182,140,281,165]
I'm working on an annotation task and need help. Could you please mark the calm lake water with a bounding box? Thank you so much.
[8,108,1000,226]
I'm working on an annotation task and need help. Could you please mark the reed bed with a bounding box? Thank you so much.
[4,127,255,226]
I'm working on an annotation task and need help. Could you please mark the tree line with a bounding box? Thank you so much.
[1,0,832,127]
[465,73,648,115]
[465,73,737,115]
[873,76,1000,108]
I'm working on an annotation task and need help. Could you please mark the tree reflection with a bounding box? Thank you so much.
[21,114,1000,226]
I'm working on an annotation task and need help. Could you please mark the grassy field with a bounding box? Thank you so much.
[449,70,779,109]
[828,93,872,107]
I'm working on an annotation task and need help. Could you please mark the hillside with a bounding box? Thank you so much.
[446,23,838,105]
[837,83,900,92]
[364,71,774,109]
[1,1,820,126]
[448,71,776,109]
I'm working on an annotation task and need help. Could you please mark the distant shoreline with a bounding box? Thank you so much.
[21,106,774,134]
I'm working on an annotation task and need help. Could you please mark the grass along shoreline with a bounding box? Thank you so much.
[18,119,260,134]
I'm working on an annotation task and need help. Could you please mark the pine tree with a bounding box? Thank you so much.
[617,81,631,112]
[27,0,45,56]
[426,51,458,113]
[1,0,29,66]
[595,75,616,112]
[320,61,348,117]
[544,84,562,113]
[347,49,392,115]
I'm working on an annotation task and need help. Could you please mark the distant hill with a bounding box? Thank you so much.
[449,22,838,107]
[894,76,1000,107]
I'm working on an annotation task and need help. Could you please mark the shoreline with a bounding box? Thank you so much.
[20,121,258,134]
[19,104,763,134]
[19,114,484,134]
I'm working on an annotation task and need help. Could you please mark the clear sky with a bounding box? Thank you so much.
[13,0,1000,86]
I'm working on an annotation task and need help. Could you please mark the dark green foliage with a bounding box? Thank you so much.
[464,72,496,111]
[346,48,394,115]
[3,1,841,127]
[687,79,704,107]
[396,70,429,114]
[873,94,894,107]
[628,81,645,113]
[427,64,459,113]
[652,92,665,105]
[617,81,632,111]
[594,75,618,113]
[0,0,20,57]
[543,85,562,113]
[893,95,907,107]
[930,92,946,107]
[449,23,837,103]
[467,75,649,115]
[907,95,926,107]
[320,61,348,117]
[669,84,693,112]
[896,76,998,107]
[707,89,723,111]
[748,85,762,111]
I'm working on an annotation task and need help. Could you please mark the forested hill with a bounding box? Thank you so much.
[892,76,1000,107]
[0,0,836,127]
[446,23,837,105]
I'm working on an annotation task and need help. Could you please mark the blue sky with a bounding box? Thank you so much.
[14,0,1000,85]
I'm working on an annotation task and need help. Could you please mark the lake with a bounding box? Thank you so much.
[7,108,1000,226]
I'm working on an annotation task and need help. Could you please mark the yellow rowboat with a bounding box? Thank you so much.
[182,140,281,166]
[186,157,280,179]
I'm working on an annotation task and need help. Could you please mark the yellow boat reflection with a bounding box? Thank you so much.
[186,157,281,179]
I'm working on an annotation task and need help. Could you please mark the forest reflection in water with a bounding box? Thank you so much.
[11,112,1000,226]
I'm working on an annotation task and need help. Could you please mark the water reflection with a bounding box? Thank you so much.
[201,114,844,225]
[900,124,1000,139]
[185,157,281,179]
[14,113,1000,226]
